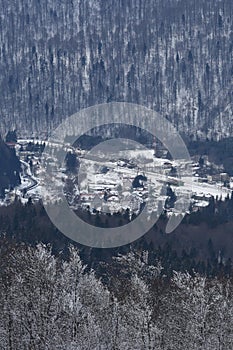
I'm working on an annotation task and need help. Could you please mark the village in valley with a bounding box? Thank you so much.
[2,133,232,221]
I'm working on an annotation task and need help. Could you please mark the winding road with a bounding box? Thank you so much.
[20,160,38,193]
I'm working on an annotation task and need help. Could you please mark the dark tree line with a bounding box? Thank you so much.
[1,192,233,277]
[0,136,21,198]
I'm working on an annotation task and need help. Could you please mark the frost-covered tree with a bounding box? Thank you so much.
[1,244,233,349]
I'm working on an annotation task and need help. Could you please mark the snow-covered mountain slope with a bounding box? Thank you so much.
[0,0,232,139]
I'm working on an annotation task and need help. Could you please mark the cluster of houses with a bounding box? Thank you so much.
[5,138,231,218]
[77,172,148,215]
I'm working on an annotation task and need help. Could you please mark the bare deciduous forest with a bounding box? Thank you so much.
[0,0,232,139]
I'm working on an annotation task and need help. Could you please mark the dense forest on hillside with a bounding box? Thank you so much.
[0,0,232,139]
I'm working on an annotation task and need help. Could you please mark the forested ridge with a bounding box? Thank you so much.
[0,0,232,139]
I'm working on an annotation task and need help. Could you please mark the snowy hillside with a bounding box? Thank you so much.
[0,0,232,139]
